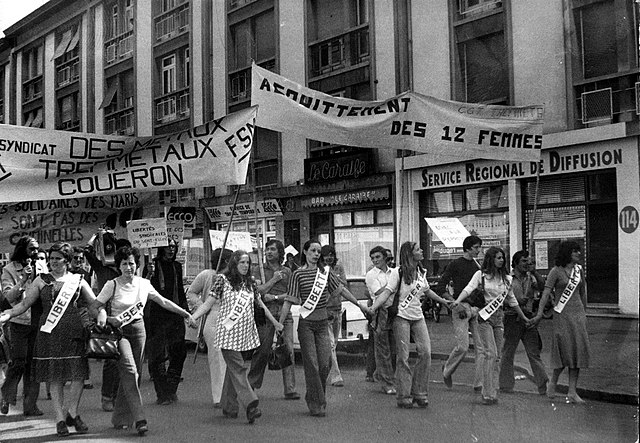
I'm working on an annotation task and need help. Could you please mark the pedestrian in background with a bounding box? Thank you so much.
[249,239,300,400]
[144,239,188,405]
[440,235,484,392]
[453,246,530,405]
[365,246,396,395]
[539,240,591,404]
[190,250,281,424]
[280,239,367,417]
[499,250,548,394]
[186,248,232,408]
[69,246,94,390]
[92,246,195,436]
[1,242,96,437]
[369,241,451,409]
[0,236,43,417]
[320,244,347,388]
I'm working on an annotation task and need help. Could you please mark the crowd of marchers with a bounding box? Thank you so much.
[0,233,591,437]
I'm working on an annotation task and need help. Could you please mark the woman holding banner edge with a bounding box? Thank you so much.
[279,239,368,417]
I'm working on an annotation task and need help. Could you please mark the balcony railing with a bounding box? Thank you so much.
[57,119,80,131]
[105,108,135,135]
[56,60,80,88]
[155,89,190,124]
[23,76,43,103]
[228,58,275,104]
[309,24,369,78]
[155,3,189,42]
[105,30,134,65]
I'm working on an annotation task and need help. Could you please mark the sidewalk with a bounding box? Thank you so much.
[426,312,639,405]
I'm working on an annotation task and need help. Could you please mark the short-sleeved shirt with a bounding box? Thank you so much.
[463,271,519,308]
[365,266,393,308]
[252,264,291,297]
[97,277,155,320]
[385,268,428,321]
[287,267,342,321]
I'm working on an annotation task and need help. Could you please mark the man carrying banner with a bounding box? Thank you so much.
[144,240,188,405]
[248,239,299,400]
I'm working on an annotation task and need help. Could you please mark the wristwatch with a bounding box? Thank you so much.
[274,295,279,301]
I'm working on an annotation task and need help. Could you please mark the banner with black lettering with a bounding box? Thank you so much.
[0,106,256,203]
[251,63,543,162]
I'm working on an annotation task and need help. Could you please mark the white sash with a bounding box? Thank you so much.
[554,265,581,314]
[221,284,254,330]
[299,267,330,319]
[115,301,145,327]
[478,277,511,321]
[398,270,426,313]
[40,274,82,334]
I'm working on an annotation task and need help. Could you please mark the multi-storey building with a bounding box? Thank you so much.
[0,0,638,315]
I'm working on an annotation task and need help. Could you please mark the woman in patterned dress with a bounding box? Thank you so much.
[191,250,282,424]
[539,240,591,404]
[0,242,96,437]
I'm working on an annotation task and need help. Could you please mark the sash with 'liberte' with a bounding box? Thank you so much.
[114,281,144,327]
[40,274,82,334]
[397,271,426,313]
[554,264,581,314]
[299,267,330,319]
[478,277,511,321]
[221,283,254,330]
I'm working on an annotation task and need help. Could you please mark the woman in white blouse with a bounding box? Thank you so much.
[90,246,195,436]
[453,246,529,405]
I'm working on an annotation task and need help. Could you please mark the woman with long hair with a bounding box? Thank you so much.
[453,246,529,405]
[90,246,195,436]
[369,241,451,409]
[280,239,368,416]
[1,242,96,436]
[191,250,282,424]
[539,241,590,403]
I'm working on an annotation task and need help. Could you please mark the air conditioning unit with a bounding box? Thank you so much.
[635,82,640,115]
[581,88,612,125]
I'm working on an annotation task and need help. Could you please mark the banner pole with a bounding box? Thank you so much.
[193,186,242,363]
[528,160,542,253]
[250,147,266,284]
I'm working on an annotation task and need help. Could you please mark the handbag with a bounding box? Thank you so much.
[466,274,486,309]
[86,324,122,360]
[268,332,292,370]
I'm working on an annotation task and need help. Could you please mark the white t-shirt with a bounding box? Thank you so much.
[365,266,393,308]
[385,267,428,321]
[97,276,156,319]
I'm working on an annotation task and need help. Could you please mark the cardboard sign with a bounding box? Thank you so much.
[208,230,253,252]
[127,218,168,249]
[424,217,471,248]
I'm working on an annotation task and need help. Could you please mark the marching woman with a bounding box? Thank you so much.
[368,241,451,409]
[452,246,530,405]
[538,241,591,403]
[90,246,196,436]
[0,242,96,437]
[190,250,282,424]
[279,239,368,417]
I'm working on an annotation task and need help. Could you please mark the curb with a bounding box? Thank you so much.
[429,353,638,405]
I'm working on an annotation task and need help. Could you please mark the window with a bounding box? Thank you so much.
[0,67,4,124]
[253,128,279,188]
[57,93,80,130]
[112,5,119,37]
[125,0,134,30]
[184,48,190,87]
[162,55,176,94]
[451,0,509,104]
[574,1,617,79]
[229,10,275,71]
[24,107,43,128]
[102,70,135,134]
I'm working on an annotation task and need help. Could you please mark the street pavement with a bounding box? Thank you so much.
[1,313,638,442]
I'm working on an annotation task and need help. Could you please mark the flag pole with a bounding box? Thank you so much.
[193,185,242,363]
[528,160,542,254]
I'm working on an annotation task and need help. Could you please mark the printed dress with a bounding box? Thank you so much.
[32,274,89,382]
[545,266,591,369]
[213,275,260,352]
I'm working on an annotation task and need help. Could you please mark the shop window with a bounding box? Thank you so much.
[354,210,373,225]
[588,173,616,201]
[426,190,464,213]
[333,212,351,227]
[525,176,585,205]
[377,208,393,224]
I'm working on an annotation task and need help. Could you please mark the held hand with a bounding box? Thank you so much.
[106,317,122,328]
[97,310,107,327]
[0,311,10,325]
[264,293,277,303]
[274,322,284,333]
[186,315,197,329]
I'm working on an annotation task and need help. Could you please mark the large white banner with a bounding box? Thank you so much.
[251,63,543,162]
[0,107,257,203]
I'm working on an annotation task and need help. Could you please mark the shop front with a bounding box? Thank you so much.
[397,124,639,316]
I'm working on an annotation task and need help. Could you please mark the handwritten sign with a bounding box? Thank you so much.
[424,218,471,248]
[208,230,253,252]
[127,218,168,249]
[167,219,184,251]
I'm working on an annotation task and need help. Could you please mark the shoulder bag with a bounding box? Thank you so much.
[466,274,486,309]
[86,280,122,360]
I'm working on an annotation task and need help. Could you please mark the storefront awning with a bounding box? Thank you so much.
[302,187,389,208]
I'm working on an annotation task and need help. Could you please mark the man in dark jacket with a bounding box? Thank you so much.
[145,240,187,405]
